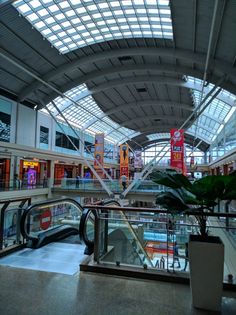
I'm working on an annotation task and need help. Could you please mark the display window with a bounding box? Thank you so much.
[20,160,40,186]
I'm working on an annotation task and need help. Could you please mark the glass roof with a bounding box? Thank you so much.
[41,84,138,144]
[13,0,173,54]
[147,133,170,141]
[186,76,236,143]
[42,75,236,147]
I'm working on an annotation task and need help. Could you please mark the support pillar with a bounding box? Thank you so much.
[223,164,228,175]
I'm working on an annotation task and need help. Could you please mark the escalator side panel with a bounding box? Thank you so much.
[28,225,79,249]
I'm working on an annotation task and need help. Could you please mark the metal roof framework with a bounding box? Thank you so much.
[0,0,235,153]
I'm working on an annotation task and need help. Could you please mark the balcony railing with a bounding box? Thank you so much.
[83,204,236,284]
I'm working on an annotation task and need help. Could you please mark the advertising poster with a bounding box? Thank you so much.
[134,150,143,169]
[94,133,104,177]
[120,144,129,178]
[3,210,18,242]
[170,129,185,173]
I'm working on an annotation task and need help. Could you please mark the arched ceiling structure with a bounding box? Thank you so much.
[0,0,236,152]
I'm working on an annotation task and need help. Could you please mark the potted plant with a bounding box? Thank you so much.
[150,169,236,312]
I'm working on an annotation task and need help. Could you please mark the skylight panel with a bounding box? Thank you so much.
[147,133,170,141]
[41,83,136,144]
[13,0,173,54]
[187,76,236,143]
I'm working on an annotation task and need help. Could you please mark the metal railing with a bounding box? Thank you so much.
[85,204,236,283]
[53,178,164,194]
[0,179,49,192]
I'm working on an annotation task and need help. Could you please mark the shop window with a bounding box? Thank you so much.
[55,131,79,150]
[84,141,94,154]
[0,111,10,142]
[104,147,113,159]
[40,126,49,144]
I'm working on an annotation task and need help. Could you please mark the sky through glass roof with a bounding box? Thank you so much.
[187,76,236,143]
[41,84,139,144]
[13,0,173,54]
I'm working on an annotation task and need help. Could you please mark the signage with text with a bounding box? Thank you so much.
[170,129,185,173]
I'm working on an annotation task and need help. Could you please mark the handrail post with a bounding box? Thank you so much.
[94,210,100,263]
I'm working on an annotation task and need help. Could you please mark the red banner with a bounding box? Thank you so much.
[170,129,185,173]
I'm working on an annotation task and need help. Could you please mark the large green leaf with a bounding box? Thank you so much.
[155,191,190,214]
[150,170,192,190]
[220,173,236,200]
[190,176,225,200]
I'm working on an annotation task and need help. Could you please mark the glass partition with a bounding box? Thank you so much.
[3,208,23,248]
[93,208,236,281]
[22,200,84,240]
[54,178,164,194]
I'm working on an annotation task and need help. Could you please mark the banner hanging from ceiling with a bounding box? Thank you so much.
[120,143,129,178]
[134,150,143,169]
[94,133,104,178]
[170,129,185,173]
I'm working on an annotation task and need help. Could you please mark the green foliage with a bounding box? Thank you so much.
[151,169,236,237]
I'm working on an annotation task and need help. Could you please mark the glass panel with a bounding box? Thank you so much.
[13,0,173,54]
[147,133,170,141]
[23,200,83,240]
[95,208,236,282]
[187,76,236,143]
[41,84,136,145]
[3,209,22,248]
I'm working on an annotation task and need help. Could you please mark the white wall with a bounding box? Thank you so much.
[16,105,36,147]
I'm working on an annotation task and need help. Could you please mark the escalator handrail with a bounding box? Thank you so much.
[79,199,121,248]
[80,199,154,267]
[20,198,84,241]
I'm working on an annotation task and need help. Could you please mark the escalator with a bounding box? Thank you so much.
[80,200,154,267]
[20,198,84,249]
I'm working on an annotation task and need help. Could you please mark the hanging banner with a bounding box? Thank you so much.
[190,156,195,169]
[94,133,104,177]
[170,129,185,173]
[120,144,129,178]
[134,150,143,169]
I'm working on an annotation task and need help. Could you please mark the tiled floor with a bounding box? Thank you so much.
[0,242,87,275]
[0,264,236,315]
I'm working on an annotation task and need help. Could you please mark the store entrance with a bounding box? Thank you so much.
[21,161,40,187]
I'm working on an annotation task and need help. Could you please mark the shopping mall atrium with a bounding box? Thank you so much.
[0,0,236,314]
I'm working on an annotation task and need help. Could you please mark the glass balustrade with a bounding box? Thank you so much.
[53,178,163,194]
[22,199,84,240]
[92,208,236,281]
[3,208,23,248]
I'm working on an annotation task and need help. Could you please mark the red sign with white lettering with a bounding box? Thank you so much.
[170,129,185,173]
[40,209,52,230]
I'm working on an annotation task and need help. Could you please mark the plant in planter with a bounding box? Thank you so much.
[150,169,236,311]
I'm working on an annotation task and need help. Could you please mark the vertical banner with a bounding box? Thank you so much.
[190,156,195,169]
[94,133,104,178]
[134,150,143,169]
[120,144,129,178]
[170,129,185,173]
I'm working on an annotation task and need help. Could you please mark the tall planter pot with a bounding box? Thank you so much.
[189,235,224,312]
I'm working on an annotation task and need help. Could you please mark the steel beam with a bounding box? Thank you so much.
[18,47,236,101]
[41,64,223,103]
[105,115,187,137]
[42,100,114,197]
[121,78,224,198]
[83,100,194,130]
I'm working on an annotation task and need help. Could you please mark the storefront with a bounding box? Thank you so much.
[19,160,49,186]
[0,158,10,189]
[54,163,81,184]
